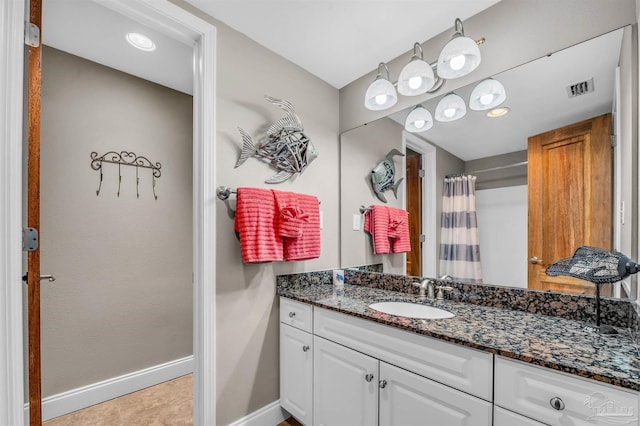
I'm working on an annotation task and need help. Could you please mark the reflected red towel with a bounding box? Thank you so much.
[283,194,320,261]
[273,190,309,238]
[387,207,411,253]
[233,187,283,263]
[363,205,391,254]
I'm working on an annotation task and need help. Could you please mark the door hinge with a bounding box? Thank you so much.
[610,134,616,148]
[419,169,425,178]
[419,234,426,243]
[24,22,40,47]
[22,227,38,251]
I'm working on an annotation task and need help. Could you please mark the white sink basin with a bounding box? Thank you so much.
[369,302,455,319]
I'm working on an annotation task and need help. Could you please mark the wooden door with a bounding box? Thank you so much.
[528,114,612,295]
[280,324,313,425]
[406,149,422,276]
[313,336,378,426]
[26,0,44,424]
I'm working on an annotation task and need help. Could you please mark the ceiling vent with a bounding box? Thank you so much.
[566,78,594,98]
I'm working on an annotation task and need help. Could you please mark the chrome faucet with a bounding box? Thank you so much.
[415,279,435,299]
[436,275,454,299]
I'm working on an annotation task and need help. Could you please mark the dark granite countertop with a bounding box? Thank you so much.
[278,281,640,393]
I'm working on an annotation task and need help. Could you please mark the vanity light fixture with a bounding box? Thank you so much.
[405,105,434,132]
[487,107,510,118]
[126,32,156,52]
[434,92,466,122]
[437,18,482,79]
[364,18,482,111]
[397,43,437,96]
[469,78,506,110]
[364,62,398,111]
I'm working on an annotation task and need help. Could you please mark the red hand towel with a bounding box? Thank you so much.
[363,205,391,254]
[273,190,309,238]
[233,187,283,263]
[283,193,320,261]
[387,207,411,253]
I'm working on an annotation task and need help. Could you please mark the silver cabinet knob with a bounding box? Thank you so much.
[288,311,296,318]
[365,374,374,382]
[550,397,565,411]
[302,345,310,352]
[530,256,542,264]
[379,379,387,389]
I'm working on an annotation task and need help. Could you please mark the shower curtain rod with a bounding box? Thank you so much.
[447,161,528,178]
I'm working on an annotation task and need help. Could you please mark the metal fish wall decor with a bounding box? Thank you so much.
[371,148,404,203]
[235,96,318,184]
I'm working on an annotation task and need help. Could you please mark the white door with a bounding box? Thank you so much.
[379,362,492,426]
[280,324,313,425]
[313,336,378,426]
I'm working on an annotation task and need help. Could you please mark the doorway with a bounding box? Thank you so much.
[1,1,217,424]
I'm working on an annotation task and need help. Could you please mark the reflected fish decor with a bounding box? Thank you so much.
[235,96,318,184]
[371,148,405,203]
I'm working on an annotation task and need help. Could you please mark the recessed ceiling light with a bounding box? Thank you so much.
[126,33,156,52]
[487,107,510,118]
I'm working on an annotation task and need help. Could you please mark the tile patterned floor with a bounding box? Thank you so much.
[43,374,193,426]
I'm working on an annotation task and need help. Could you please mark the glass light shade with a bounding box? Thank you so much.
[436,36,481,79]
[397,59,436,96]
[364,77,398,110]
[469,78,506,110]
[405,106,433,132]
[434,93,467,122]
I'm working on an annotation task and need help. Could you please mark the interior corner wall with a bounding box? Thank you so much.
[169,2,341,424]
[339,0,637,133]
[36,46,193,398]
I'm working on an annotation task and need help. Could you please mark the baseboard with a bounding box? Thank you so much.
[24,355,193,422]
[228,400,289,426]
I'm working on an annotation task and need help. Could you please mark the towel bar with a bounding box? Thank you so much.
[216,186,320,204]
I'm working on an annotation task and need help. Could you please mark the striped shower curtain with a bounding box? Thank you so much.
[439,175,482,283]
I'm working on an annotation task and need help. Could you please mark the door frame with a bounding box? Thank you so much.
[402,131,437,278]
[0,1,217,425]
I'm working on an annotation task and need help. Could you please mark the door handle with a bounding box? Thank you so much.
[22,273,56,283]
[530,256,542,264]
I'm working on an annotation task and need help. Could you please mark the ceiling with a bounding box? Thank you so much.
[183,0,502,88]
[387,28,623,161]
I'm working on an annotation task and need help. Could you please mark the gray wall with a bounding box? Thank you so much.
[38,46,193,397]
[169,2,341,424]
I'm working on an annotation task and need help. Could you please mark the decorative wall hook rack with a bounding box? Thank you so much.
[91,151,162,199]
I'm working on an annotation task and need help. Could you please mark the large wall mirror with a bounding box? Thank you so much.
[340,26,637,300]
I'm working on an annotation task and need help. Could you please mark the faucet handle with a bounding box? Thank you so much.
[435,285,454,300]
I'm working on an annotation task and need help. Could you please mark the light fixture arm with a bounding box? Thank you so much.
[454,18,464,36]
[376,62,391,80]
[411,42,424,60]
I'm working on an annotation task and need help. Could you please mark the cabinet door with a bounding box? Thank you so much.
[280,324,313,425]
[379,362,492,426]
[494,406,548,426]
[313,336,378,426]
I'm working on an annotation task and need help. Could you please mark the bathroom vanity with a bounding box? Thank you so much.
[278,276,640,426]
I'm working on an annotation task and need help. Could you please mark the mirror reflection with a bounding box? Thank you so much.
[340,27,634,299]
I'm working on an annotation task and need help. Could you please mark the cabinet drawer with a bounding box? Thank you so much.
[494,406,547,426]
[280,297,313,333]
[495,356,639,426]
[314,307,493,401]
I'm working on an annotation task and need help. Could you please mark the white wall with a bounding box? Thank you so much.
[475,185,528,287]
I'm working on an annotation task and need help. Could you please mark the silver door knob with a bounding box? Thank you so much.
[530,256,542,264]
[288,311,296,318]
[365,374,374,382]
[550,397,565,411]
[379,379,387,389]
[302,345,310,352]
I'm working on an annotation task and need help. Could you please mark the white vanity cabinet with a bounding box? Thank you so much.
[313,336,378,426]
[280,299,314,425]
[495,356,640,426]
[493,406,548,426]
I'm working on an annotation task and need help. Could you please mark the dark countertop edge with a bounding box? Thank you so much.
[279,293,640,393]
